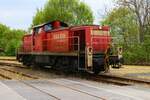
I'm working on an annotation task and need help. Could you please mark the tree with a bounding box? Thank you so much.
[0,24,10,50]
[0,23,25,56]
[32,8,44,26]
[5,29,25,56]
[117,0,150,43]
[101,7,138,47]
[32,0,94,26]
[101,5,150,64]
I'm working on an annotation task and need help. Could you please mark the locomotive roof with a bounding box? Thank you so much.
[32,20,68,29]
[32,20,110,32]
[43,25,110,33]
[70,25,110,31]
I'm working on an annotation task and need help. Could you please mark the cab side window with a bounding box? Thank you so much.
[38,28,43,34]
[34,28,39,35]
[44,24,52,32]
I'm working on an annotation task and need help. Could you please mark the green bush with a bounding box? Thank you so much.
[0,23,25,56]
[123,42,150,64]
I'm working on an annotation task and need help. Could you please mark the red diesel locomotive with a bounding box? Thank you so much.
[17,20,115,74]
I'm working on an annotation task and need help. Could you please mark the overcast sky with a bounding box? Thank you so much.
[0,0,114,30]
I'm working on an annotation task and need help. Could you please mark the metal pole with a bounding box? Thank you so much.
[78,36,80,70]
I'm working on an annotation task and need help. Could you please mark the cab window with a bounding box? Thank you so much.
[38,28,43,33]
[34,28,39,35]
[44,24,52,32]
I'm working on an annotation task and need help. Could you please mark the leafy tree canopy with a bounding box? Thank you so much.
[0,23,25,56]
[116,0,150,43]
[101,7,139,44]
[32,0,94,26]
[101,6,150,64]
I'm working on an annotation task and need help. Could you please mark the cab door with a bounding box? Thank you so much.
[32,27,43,52]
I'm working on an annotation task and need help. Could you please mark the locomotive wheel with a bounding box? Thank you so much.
[93,62,101,74]
[49,56,57,66]
[93,69,101,74]
[55,57,62,70]
[22,55,34,68]
[69,58,78,72]
[22,56,30,66]
[22,61,27,66]
[22,60,32,67]
[61,57,69,72]
[93,68,100,74]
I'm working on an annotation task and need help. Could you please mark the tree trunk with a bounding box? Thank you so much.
[139,26,145,43]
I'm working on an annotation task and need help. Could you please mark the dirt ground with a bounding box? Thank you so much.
[0,60,21,65]
[0,56,16,60]
[110,65,150,80]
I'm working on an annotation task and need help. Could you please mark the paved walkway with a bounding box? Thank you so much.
[0,78,150,100]
[0,82,25,100]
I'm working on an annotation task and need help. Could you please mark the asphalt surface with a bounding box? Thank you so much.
[0,78,150,100]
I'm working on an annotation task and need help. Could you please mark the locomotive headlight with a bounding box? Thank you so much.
[87,47,93,56]
[99,26,102,30]
[88,47,92,53]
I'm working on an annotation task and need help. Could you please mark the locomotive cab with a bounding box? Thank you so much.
[71,26,111,74]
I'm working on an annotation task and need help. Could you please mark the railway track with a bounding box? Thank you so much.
[0,67,39,80]
[23,80,106,100]
[73,72,150,86]
[90,74,131,86]
[21,81,61,100]
[74,72,130,86]
[0,70,60,100]
[0,60,150,86]
[97,74,150,86]
[47,80,106,100]
[78,72,150,86]
[0,63,105,99]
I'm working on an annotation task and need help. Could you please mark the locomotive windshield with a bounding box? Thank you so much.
[34,28,40,34]
[44,24,52,32]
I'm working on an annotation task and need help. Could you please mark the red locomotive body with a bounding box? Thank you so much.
[49,29,70,52]
[23,34,32,52]
[17,20,112,74]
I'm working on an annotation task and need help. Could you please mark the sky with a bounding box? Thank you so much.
[0,0,114,30]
